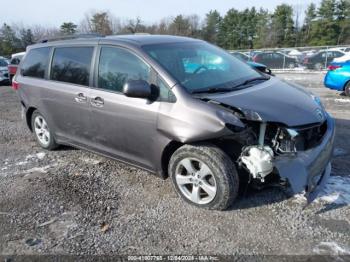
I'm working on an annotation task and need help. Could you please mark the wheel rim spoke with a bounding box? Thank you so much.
[176,174,192,185]
[190,185,200,203]
[198,163,211,178]
[200,180,216,198]
[35,117,42,129]
[179,158,195,174]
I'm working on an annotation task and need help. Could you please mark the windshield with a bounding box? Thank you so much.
[0,59,8,67]
[143,42,263,93]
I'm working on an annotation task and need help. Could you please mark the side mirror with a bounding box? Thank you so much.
[123,80,152,99]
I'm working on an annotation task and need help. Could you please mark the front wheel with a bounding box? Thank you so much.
[345,82,350,96]
[31,110,58,150]
[169,144,239,210]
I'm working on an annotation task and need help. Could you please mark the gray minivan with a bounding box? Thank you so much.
[14,35,335,210]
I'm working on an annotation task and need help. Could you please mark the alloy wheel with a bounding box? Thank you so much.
[175,158,217,205]
[33,115,51,147]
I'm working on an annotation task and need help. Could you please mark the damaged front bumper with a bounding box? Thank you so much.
[273,113,335,203]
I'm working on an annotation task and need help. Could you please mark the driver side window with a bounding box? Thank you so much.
[98,46,150,92]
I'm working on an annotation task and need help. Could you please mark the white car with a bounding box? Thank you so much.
[0,57,10,85]
[333,52,350,63]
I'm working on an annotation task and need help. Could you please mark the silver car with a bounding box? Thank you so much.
[14,35,335,210]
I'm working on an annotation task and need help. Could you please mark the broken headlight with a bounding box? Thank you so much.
[241,109,263,121]
[272,127,303,154]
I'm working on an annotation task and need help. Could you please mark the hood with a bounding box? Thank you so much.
[204,77,324,127]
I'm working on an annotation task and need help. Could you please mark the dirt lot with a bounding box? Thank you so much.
[0,72,349,257]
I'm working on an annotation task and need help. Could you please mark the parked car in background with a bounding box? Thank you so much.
[8,52,25,82]
[247,61,273,75]
[252,52,298,69]
[333,52,350,63]
[14,35,334,210]
[324,61,350,96]
[303,50,345,70]
[230,51,251,62]
[230,52,273,75]
[0,57,10,85]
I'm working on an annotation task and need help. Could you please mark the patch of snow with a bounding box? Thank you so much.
[313,242,350,255]
[292,193,306,204]
[1,167,8,171]
[36,152,46,160]
[334,98,350,103]
[15,161,29,166]
[25,165,53,174]
[81,157,101,165]
[333,147,347,157]
[25,154,36,160]
[315,176,350,205]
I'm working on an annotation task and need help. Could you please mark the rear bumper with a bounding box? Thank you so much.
[273,113,335,202]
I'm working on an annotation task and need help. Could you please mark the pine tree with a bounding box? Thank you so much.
[203,10,221,44]
[60,22,78,35]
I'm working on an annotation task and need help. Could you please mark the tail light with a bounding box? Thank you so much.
[12,80,20,90]
[327,65,342,71]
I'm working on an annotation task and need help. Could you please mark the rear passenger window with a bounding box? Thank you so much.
[21,47,50,78]
[98,47,150,92]
[51,47,94,86]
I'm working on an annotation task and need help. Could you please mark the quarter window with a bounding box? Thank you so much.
[21,47,50,78]
[51,47,94,86]
[98,47,150,92]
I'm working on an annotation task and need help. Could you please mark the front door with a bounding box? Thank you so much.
[89,46,160,170]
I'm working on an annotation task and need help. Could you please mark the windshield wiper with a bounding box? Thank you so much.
[191,87,234,94]
[232,76,270,89]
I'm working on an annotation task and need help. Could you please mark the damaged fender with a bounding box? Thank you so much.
[157,84,245,143]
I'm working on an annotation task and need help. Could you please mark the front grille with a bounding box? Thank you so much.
[295,121,327,150]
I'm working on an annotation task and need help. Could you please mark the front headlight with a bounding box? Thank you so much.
[241,108,263,121]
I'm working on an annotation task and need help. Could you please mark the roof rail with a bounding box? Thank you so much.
[39,33,105,43]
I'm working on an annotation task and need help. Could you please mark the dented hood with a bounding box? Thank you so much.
[204,77,324,127]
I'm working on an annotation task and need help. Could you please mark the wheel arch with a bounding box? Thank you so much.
[26,106,37,132]
[160,140,183,178]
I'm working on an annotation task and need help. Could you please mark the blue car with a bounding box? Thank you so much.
[324,61,350,96]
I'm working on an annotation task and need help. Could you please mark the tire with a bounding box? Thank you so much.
[168,143,239,210]
[314,63,323,70]
[31,110,58,150]
[288,63,295,69]
[345,81,350,96]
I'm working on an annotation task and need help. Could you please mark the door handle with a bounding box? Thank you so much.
[74,93,87,103]
[91,96,104,107]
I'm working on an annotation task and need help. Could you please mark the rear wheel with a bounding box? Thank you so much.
[345,82,350,96]
[169,144,239,210]
[314,63,323,70]
[288,63,295,69]
[31,110,58,150]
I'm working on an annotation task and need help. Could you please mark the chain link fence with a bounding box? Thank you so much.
[228,45,350,71]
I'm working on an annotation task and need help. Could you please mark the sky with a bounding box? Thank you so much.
[0,0,321,27]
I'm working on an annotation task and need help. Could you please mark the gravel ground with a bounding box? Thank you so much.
[0,72,349,257]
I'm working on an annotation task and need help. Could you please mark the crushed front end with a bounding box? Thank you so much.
[236,112,335,203]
